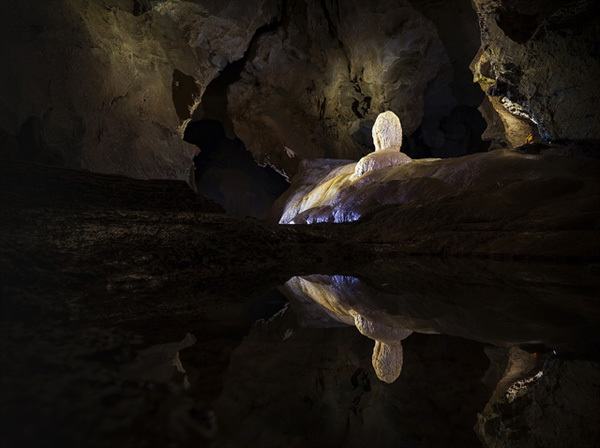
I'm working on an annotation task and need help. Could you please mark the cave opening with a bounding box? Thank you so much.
[184,119,289,220]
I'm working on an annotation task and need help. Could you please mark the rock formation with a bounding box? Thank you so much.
[0,0,279,181]
[0,0,491,184]
[273,143,600,262]
[476,348,600,448]
[226,0,454,177]
[353,111,412,178]
[470,0,600,148]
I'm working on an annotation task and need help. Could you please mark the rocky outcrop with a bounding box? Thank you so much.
[271,146,600,258]
[226,0,454,177]
[0,0,279,181]
[0,0,491,182]
[476,348,600,448]
[470,0,600,147]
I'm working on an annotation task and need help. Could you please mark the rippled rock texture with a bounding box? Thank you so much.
[470,0,600,147]
[272,147,600,258]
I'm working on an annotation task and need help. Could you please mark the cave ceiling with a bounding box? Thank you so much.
[0,0,598,182]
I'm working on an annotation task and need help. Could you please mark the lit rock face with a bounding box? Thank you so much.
[0,0,278,181]
[476,347,600,448]
[353,111,412,177]
[284,275,412,383]
[227,0,452,177]
[272,148,600,228]
[470,0,600,147]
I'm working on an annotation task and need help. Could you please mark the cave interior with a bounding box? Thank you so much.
[1,0,599,447]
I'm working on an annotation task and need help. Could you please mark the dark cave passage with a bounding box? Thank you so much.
[184,119,289,220]
[403,105,490,159]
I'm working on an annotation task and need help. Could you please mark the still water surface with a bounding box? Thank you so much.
[2,259,598,447]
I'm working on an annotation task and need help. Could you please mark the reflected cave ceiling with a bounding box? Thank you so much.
[0,0,598,183]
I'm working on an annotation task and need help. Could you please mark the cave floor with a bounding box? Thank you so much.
[1,161,599,447]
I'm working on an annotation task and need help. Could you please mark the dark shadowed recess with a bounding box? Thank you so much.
[403,105,490,159]
[351,105,489,160]
[184,119,289,220]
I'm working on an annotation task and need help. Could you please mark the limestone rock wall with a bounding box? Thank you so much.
[4,0,597,183]
[226,0,454,178]
[0,0,279,181]
[470,0,600,148]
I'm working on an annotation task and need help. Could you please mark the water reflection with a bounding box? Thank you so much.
[236,262,598,447]
[281,258,599,353]
[3,260,598,447]
[284,276,413,383]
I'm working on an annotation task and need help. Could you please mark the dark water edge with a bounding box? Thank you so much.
[1,160,598,447]
[1,259,599,447]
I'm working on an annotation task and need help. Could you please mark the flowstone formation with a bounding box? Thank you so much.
[353,111,412,178]
[272,134,600,252]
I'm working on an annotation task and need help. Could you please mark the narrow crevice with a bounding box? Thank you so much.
[193,10,284,137]
[318,0,352,75]
[184,120,289,220]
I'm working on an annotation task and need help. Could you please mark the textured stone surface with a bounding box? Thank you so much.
[470,0,600,147]
[0,0,488,182]
[353,110,412,177]
[476,350,600,448]
[272,147,600,258]
[226,0,453,177]
[0,0,279,181]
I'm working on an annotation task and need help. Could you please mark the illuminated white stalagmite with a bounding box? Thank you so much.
[354,111,412,177]
[372,110,403,151]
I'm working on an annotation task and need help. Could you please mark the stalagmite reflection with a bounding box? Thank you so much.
[281,261,600,385]
[283,276,412,383]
